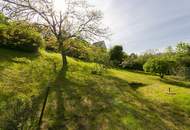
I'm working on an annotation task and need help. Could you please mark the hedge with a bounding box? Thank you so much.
[0,23,44,53]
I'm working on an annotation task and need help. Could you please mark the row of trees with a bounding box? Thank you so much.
[1,10,189,79]
[109,42,190,79]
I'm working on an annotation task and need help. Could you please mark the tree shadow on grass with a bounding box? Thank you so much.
[119,69,157,76]
[0,48,39,71]
[128,82,147,90]
[48,69,68,130]
[0,48,39,61]
[47,70,132,129]
[0,87,46,130]
[104,75,190,130]
[161,78,190,88]
[46,70,190,130]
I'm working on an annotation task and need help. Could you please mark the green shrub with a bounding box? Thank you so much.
[45,35,58,52]
[91,64,107,75]
[0,22,44,53]
[143,58,170,78]
[0,13,9,24]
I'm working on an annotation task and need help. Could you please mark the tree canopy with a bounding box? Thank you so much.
[109,45,124,66]
[1,0,109,68]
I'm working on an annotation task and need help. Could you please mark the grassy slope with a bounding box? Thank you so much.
[0,48,190,130]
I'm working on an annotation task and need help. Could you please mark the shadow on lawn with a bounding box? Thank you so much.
[103,75,190,130]
[47,70,190,130]
[0,48,39,61]
[0,48,39,71]
[49,68,68,130]
[0,87,45,130]
[48,71,130,129]
[120,69,157,76]
[128,82,147,90]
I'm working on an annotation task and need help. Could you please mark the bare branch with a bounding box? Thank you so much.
[1,0,109,44]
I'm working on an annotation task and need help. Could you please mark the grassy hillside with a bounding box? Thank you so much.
[0,48,190,130]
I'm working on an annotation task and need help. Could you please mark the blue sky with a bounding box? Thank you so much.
[91,0,190,53]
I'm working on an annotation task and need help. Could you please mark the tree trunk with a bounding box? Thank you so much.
[58,39,68,70]
[160,73,164,78]
[61,51,68,70]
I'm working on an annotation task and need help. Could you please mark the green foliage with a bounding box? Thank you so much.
[64,38,90,60]
[91,64,107,75]
[176,56,190,68]
[0,22,44,53]
[0,48,62,129]
[0,48,190,130]
[176,42,190,56]
[143,58,170,78]
[122,53,141,70]
[0,13,8,24]
[118,42,190,80]
[0,98,39,130]
[45,35,58,52]
[109,45,124,66]
[64,38,109,64]
[122,52,155,71]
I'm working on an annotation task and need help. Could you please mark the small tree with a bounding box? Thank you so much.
[109,45,124,66]
[143,58,170,78]
[1,0,108,69]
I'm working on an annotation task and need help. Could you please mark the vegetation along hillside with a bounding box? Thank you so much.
[0,48,190,130]
[0,0,190,130]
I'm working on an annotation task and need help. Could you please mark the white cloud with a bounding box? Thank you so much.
[55,0,190,53]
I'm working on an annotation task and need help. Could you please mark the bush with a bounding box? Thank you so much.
[121,53,154,71]
[91,64,107,75]
[0,22,44,53]
[121,60,143,70]
[45,35,58,52]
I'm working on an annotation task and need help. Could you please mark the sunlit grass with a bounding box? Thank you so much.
[0,48,190,130]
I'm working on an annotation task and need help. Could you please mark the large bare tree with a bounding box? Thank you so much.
[0,0,108,69]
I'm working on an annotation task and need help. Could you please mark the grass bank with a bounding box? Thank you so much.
[0,48,190,130]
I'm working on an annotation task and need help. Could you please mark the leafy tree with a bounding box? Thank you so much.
[176,42,190,56]
[1,0,108,69]
[64,38,109,64]
[143,58,170,78]
[64,38,90,61]
[109,45,124,66]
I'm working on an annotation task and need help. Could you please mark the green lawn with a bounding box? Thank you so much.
[0,48,190,130]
